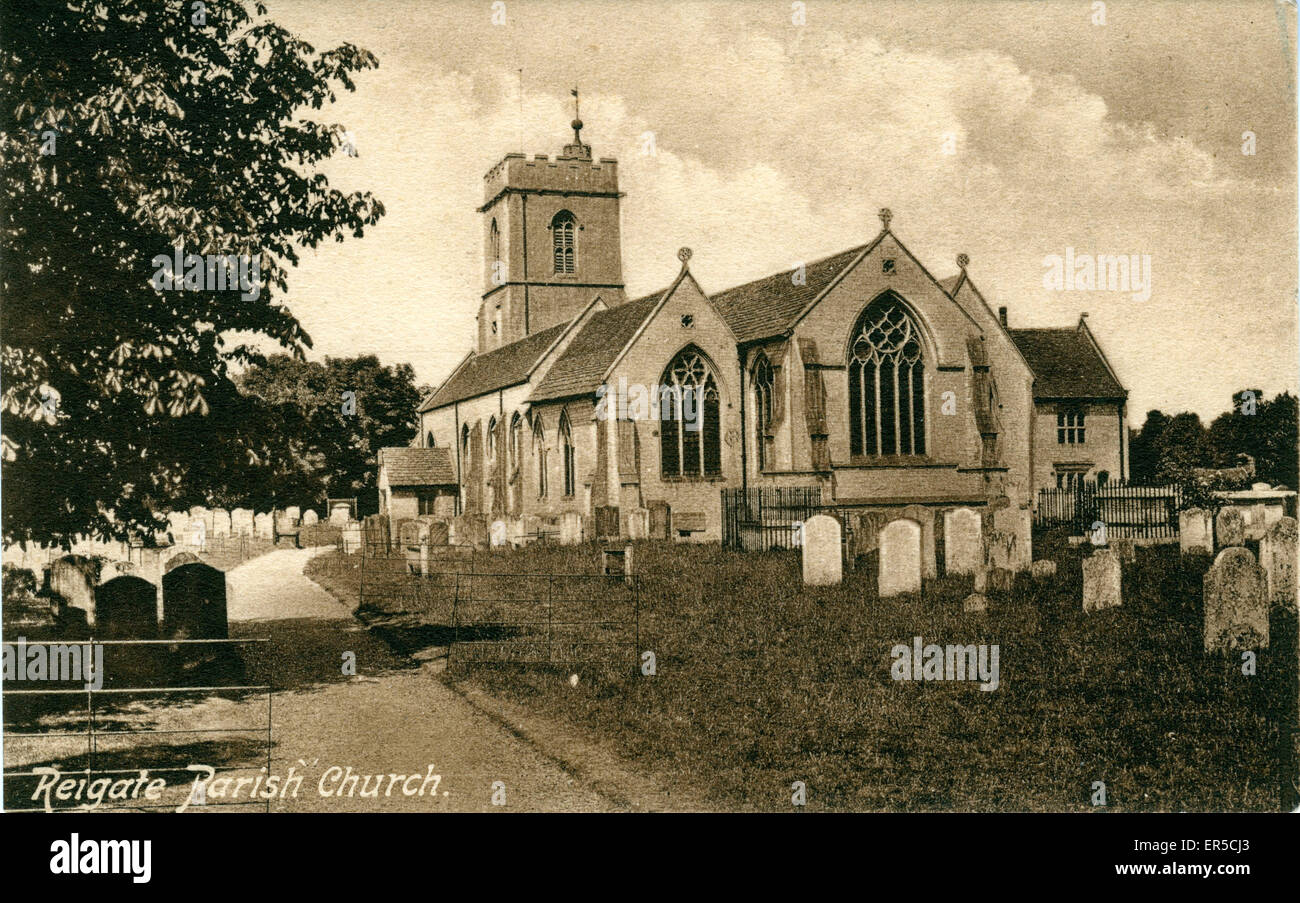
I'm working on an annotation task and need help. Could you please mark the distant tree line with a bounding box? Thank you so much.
[1128,391,1298,489]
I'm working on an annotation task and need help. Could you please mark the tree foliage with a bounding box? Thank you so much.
[1,0,383,545]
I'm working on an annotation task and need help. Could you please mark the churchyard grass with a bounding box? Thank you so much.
[304,540,1290,811]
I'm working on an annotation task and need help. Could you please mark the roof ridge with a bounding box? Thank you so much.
[710,242,869,299]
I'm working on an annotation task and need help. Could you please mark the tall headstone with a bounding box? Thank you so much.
[1179,508,1213,554]
[878,518,922,597]
[943,507,982,575]
[648,501,671,540]
[95,576,159,638]
[595,505,620,539]
[1082,549,1122,613]
[163,562,228,639]
[253,512,274,540]
[342,523,362,554]
[230,508,255,537]
[363,514,390,555]
[559,511,583,546]
[210,509,231,538]
[1203,547,1268,652]
[626,507,650,541]
[1215,506,1246,549]
[329,501,352,526]
[801,514,843,586]
[50,555,99,628]
[1260,516,1297,611]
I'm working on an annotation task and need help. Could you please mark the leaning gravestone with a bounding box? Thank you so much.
[1082,549,1122,613]
[801,514,843,586]
[1260,516,1297,611]
[1215,506,1246,549]
[943,507,982,576]
[96,576,159,639]
[1179,508,1213,554]
[559,511,583,546]
[51,555,100,628]
[878,518,922,597]
[1203,547,1268,652]
[163,562,228,640]
[490,519,508,548]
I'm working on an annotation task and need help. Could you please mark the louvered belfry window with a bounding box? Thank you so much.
[848,297,926,457]
[660,347,722,479]
[552,211,576,274]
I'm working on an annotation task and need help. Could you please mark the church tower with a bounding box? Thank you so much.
[477,93,626,351]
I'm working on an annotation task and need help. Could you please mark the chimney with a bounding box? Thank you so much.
[998,306,1007,328]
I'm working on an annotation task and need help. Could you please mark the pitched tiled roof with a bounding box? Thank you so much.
[711,244,870,343]
[419,320,569,411]
[379,447,456,486]
[1009,328,1126,399]
[529,294,662,401]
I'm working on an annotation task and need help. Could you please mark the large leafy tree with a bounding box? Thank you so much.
[1,0,383,545]
[235,354,428,510]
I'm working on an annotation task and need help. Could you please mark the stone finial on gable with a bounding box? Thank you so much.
[677,247,693,270]
[878,208,893,232]
[957,253,969,269]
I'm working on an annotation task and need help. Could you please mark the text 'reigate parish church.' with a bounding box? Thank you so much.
[407,112,1128,565]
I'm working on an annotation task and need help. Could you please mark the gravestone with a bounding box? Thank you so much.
[462,514,490,549]
[96,576,159,638]
[210,509,231,538]
[1179,508,1213,554]
[188,506,208,525]
[648,501,671,540]
[801,514,843,586]
[253,512,274,540]
[1030,559,1057,580]
[595,505,620,539]
[507,518,526,548]
[988,567,1015,592]
[1260,516,1297,611]
[400,520,430,575]
[165,551,202,572]
[426,519,450,546]
[490,520,508,548]
[329,501,352,526]
[301,509,319,527]
[674,511,707,535]
[984,530,1019,573]
[1215,506,1246,549]
[962,593,988,613]
[973,565,988,594]
[878,518,922,597]
[1244,503,1268,540]
[363,514,390,555]
[50,555,100,628]
[167,511,190,543]
[187,518,207,549]
[230,508,254,537]
[559,512,583,546]
[163,562,228,640]
[943,507,982,575]
[284,506,301,525]
[342,524,362,554]
[1082,549,1122,613]
[626,507,650,541]
[523,515,544,542]
[1203,547,1268,652]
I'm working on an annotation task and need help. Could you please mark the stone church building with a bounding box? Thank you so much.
[407,117,1128,568]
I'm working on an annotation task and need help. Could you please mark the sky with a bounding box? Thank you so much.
[264,0,1298,423]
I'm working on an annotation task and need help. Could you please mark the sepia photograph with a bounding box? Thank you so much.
[1,0,1297,884]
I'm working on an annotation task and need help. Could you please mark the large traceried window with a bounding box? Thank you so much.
[559,411,576,497]
[848,296,927,457]
[752,353,775,471]
[660,347,722,479]
[552,210,576,274]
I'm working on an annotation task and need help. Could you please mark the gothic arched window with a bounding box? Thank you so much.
[461,424,470,467]
[509,413,522,472]
[552,210,576,274]
[487,416,497,463]
[490,218,500,264]
[426,431,435,448]
[752,353,775,471]
[848,296,926,457]
[660,346,722,478]
[532,415,548,498]
[559,411,576,497]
